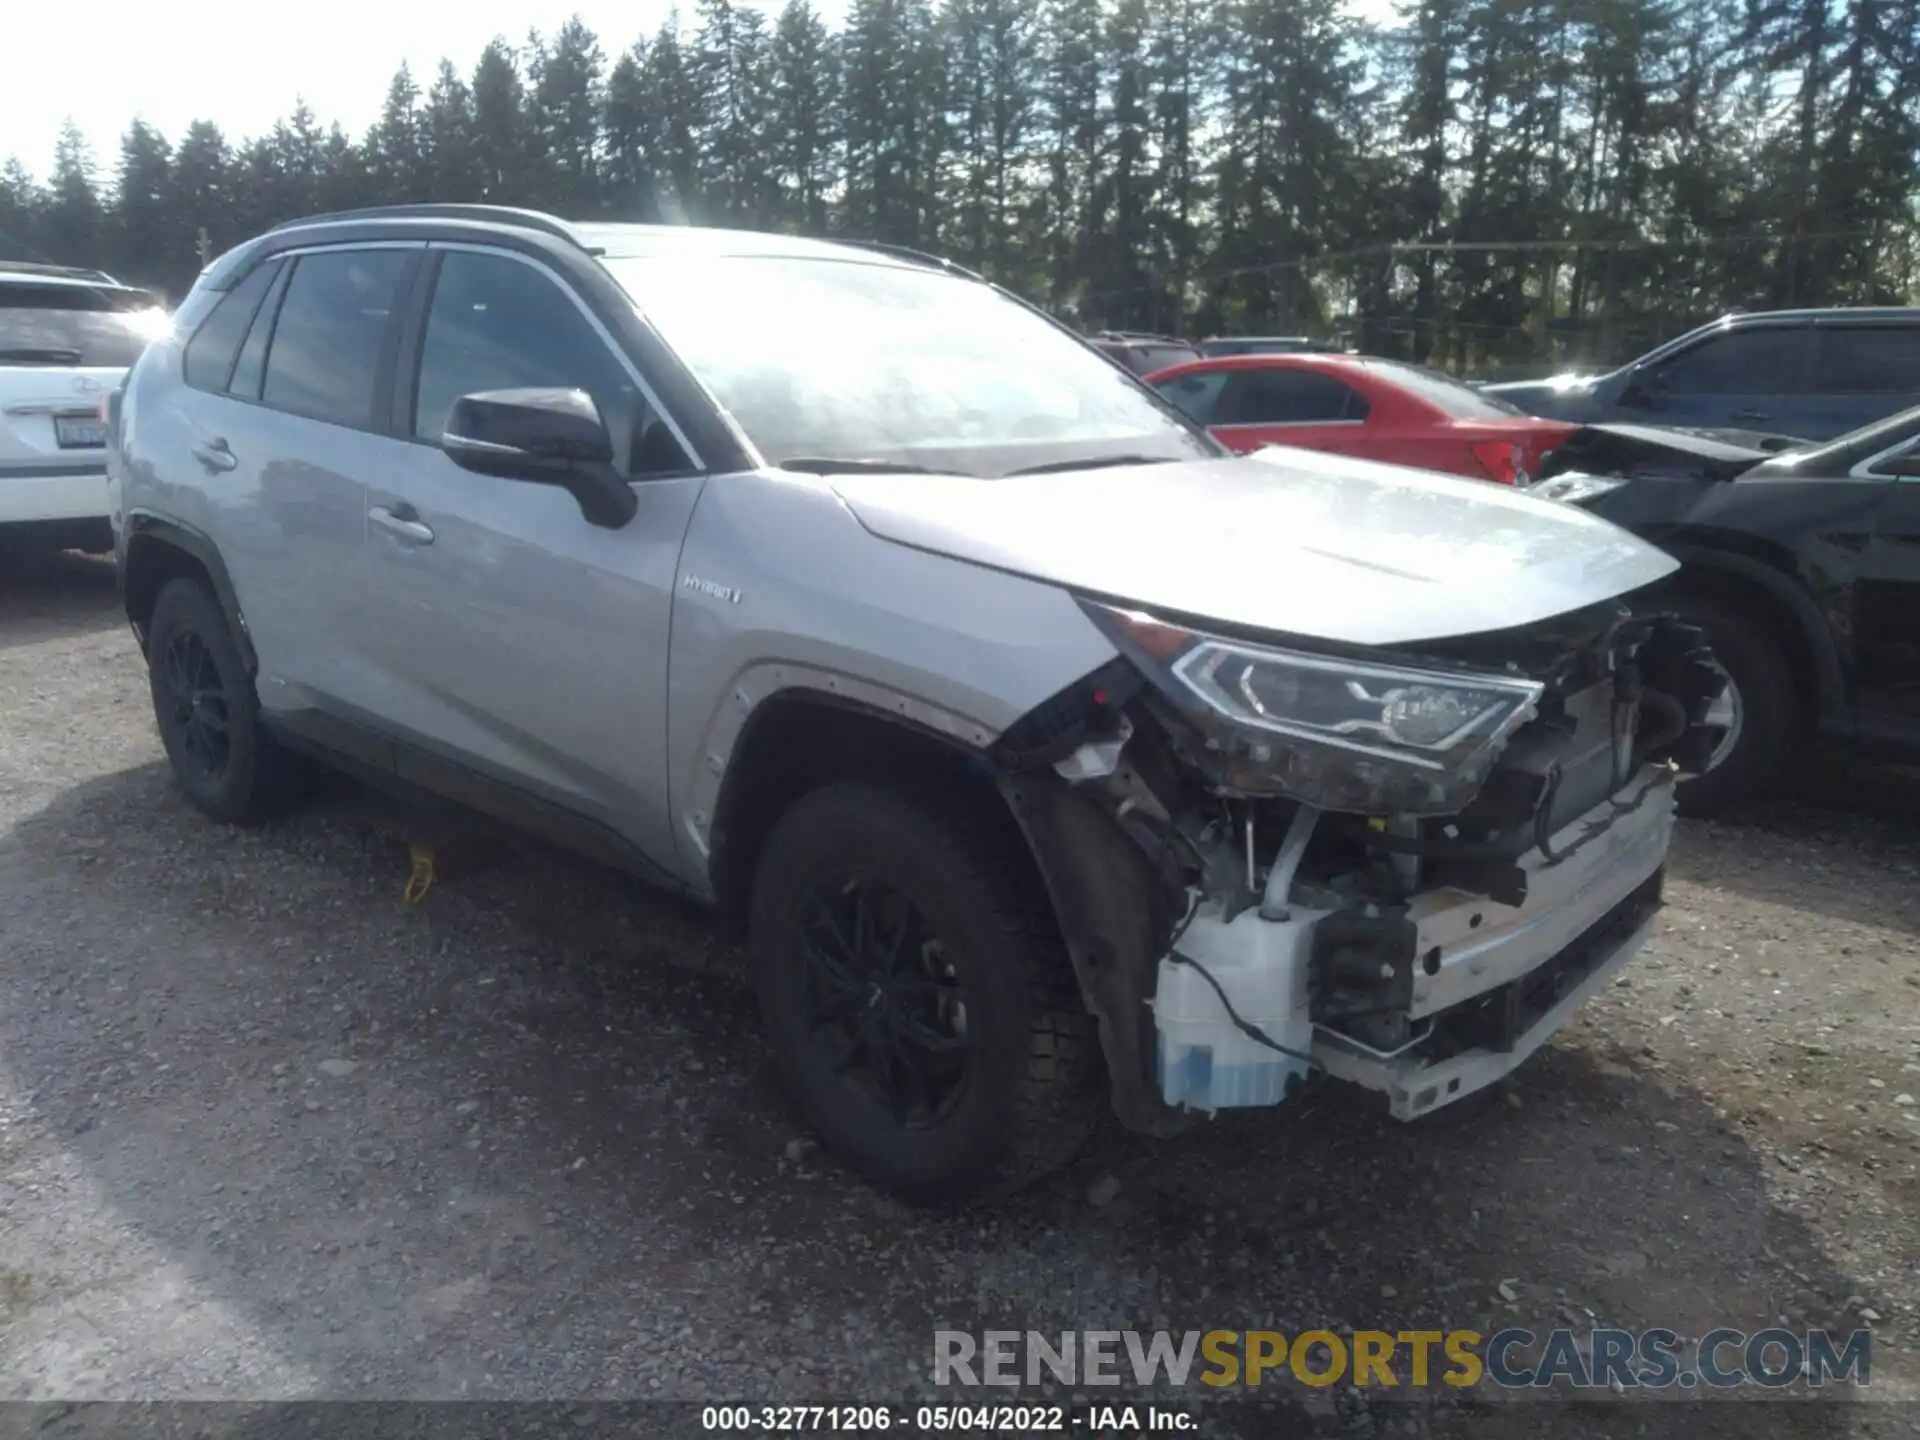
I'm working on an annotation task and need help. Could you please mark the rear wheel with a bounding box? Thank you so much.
[146,577,297,824]
[1658,591,1798,817]
[748,783,1102,1205]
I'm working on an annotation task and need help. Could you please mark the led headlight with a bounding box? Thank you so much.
[1082,601,1545,813]
[1173,643,1542,769]
[1526,472,1626,506]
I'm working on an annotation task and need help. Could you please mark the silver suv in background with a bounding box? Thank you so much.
[1,262,168,551]
[110,206,1726,1204]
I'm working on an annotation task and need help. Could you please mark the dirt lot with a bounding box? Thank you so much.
[2,550,1917,1436]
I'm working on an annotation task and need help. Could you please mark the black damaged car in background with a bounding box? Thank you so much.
[1527,408,1920,813]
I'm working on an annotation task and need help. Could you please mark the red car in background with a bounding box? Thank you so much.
[1145,352,1579,484]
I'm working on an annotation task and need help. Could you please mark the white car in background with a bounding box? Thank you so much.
[1,263,171,552]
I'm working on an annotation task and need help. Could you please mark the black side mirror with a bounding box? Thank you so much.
[442,388,638,529]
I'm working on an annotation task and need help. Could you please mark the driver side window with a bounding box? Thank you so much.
[411,249,691,476]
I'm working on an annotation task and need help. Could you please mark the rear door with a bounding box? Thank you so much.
[0,279,156,509]
[360,242,707,865]
[1617,323,1820,436]
[1803,324,1920,440]
[192,242,423,726]
[1210,368,1372,455]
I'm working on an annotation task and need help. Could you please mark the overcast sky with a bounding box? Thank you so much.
[5,0,1402,184]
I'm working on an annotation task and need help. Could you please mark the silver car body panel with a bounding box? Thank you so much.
[830,447,1679,647]
[665,468,1120,889]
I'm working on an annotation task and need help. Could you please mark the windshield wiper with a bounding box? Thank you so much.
[1005,454,1180,476]
[775,456,964,476]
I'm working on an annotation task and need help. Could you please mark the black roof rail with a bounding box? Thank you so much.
[270,204,594,251]
[0,260,125,284]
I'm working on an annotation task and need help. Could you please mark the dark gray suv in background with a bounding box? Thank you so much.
[1486,307,1920,441]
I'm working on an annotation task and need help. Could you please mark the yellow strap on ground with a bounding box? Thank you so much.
[403,843,436,906]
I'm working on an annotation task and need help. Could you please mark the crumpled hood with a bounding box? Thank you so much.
[831,449,1678,648]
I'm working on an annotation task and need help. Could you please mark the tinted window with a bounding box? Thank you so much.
[183,261,280,394]
[413,249,689,476]
[261,249,410,428]
[228,263,291,401]
[1361,359,1523,419]
[0,282,168,368]
[1811,327,1920,394]
[1221,369,1368,424]
[1652,327,1808,395]
[1152,370,1231,423]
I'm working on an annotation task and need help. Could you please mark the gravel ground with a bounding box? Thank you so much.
[2,551,1917,1437]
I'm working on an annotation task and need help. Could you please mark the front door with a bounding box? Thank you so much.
[360,243,707,867]
[1618,323,1820,437]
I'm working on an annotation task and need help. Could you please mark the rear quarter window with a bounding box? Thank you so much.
[1362,359,1524,419]
[183,260,282,394]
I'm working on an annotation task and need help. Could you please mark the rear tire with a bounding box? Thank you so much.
[748,782,1102,1206]
[1658,591,1797,817]
[146,577,298,824]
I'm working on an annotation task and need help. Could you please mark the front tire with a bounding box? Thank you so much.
[146,577,296,824]
[1658,591,1798,817]
[748,783,1102,1205]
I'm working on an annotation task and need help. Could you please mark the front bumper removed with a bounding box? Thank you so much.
[1312,769,1675,1118]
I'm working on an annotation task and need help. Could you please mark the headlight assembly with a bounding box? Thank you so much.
[1082,601,1544,813]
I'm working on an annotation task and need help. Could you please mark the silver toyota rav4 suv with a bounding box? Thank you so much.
[109,205,1724,1204]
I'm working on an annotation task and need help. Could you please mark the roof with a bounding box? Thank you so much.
[265,204,934,272]
[1719,306,1920,323]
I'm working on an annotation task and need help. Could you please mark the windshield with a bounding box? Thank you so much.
[604,254,1216,477]
[0,283,170,368]
[1359,358,1527,419]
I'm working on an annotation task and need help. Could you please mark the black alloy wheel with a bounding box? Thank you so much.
[795,873,972,1129]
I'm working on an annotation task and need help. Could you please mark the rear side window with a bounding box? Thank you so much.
[1362,359,1523,419]
[183,261,281,393]
[1653,326,1810,395]
[1152,370,1232,423]
[1220,369,1369,424]
[228,263,292,401]
[261,249,411,429]
[0,282,162,368]
[1811,327,1920,394]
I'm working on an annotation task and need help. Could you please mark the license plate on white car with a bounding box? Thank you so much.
[54,414,107,448]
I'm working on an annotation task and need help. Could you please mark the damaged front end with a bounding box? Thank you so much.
[992,598,1724,1135]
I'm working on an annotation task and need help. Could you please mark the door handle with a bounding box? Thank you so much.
[1732,408,1771,422]
[191,437,237,473]
[369,505,435,545]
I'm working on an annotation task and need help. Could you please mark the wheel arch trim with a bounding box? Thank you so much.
[683,662,1001,880]
[121,512,256,675]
